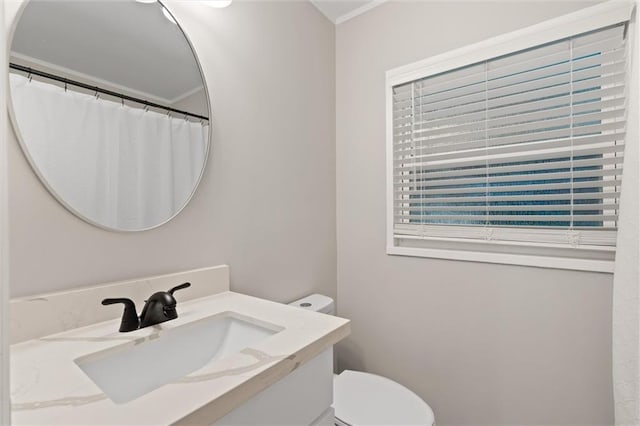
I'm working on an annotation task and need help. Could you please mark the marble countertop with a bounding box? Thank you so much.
[10,291,350,425]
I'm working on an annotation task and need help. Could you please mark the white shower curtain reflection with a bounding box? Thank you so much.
[10,73,208,230]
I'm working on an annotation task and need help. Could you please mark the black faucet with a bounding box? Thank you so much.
[102,282,191,332]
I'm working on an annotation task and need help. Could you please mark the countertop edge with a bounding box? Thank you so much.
[173,321,351,425]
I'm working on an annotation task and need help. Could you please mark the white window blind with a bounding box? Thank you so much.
[391,23,629,251]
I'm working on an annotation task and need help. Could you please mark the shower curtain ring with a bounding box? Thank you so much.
[28,72,32,83]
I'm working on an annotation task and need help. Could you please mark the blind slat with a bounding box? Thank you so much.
[398,179,622,197]
[395,112,625,146]
[396,155,623,179]
[395,203,619,213]
[394,191,621,206]
[394,224,618,247]
[394,167,621,188]
[394,214,617,222]
[396,131,625,164]
[395,141,625,170]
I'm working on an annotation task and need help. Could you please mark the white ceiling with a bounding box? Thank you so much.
[310,0,383,24]
[11,1,204,104]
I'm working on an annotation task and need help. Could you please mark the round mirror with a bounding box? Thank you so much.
[8,0,210,231]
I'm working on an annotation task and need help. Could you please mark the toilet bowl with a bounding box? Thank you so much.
[289,294,435,426]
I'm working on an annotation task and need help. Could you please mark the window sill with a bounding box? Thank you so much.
[387,241,615,273]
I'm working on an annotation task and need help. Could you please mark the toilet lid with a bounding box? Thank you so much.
[333,370,435,426]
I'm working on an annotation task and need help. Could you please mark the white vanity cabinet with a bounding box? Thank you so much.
[213,348,334,426]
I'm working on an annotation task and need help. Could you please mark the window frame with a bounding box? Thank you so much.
[385,1,635,273]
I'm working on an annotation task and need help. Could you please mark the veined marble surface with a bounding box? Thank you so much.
[11,291,350,425]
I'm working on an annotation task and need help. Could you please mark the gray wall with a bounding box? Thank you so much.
[335,2,613,425]
[7,0,337,303]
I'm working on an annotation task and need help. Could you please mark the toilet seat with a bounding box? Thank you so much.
[333,370,435,426]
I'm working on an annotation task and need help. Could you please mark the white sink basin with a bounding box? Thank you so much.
[74,312,282,404]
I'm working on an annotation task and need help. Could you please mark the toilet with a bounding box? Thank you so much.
[289,294,435,426]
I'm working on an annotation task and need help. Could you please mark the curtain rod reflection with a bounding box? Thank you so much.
[9,63,209,122]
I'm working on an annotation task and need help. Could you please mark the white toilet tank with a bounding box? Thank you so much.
[288,293,436,426]
[289,294,335,315]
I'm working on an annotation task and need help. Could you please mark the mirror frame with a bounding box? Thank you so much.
[6,0,212,232]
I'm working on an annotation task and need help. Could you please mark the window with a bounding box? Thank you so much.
[386,2,634,272]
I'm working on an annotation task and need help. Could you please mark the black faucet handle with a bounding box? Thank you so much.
[168,282,191,296]
[102,297,135,306]
[102,298,139,332]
